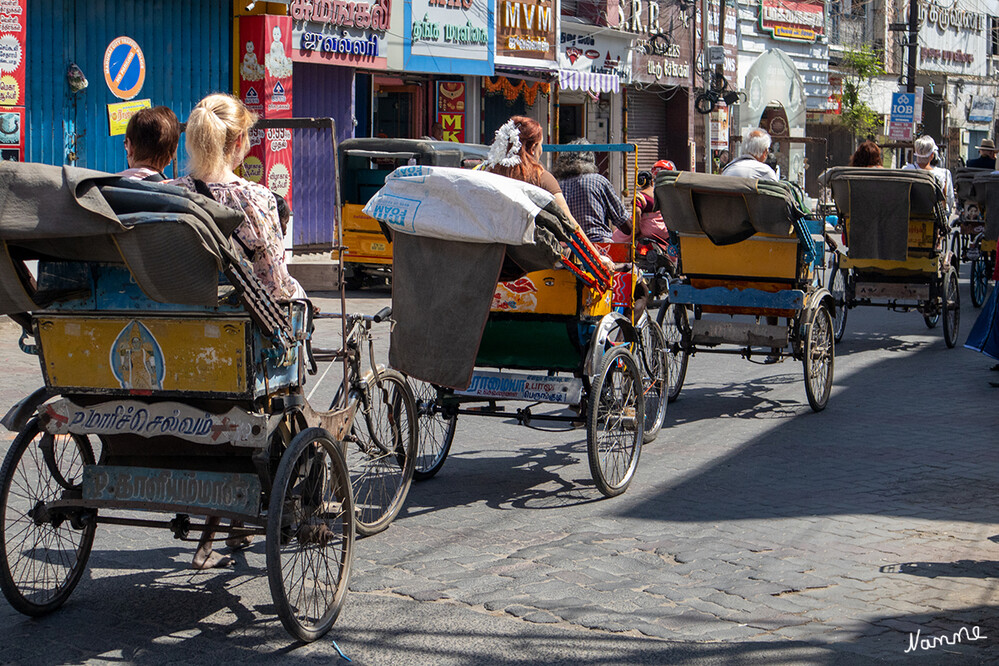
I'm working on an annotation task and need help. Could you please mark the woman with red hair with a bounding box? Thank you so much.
[849,140,883,168]
[483,115,577,225]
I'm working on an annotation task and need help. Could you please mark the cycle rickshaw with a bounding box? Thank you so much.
[822,167,960,348]
[963,169,999,308]
[953,167,993,307]
[339,138,489,288]
[0,120,416,642]
[655,171,835,412]
[364,145,668,497]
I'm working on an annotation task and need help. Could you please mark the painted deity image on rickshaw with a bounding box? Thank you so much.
[0,146,421,643]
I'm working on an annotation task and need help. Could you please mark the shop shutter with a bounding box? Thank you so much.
[26,0,230,171]
[626,90,667,195]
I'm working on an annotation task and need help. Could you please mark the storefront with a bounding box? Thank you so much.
[622,0,695,187]
[558,18,631,190]
[910,0,997,166]
[736,0,827,186]
[485,0,558,144]
[24,0,231,170]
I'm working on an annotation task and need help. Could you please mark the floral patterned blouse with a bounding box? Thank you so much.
[172,175,298,302]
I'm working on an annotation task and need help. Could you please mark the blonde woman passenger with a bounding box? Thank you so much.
[170,94,303,568]
[172,93,304,304]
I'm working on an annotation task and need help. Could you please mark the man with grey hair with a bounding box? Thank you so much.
[722,128,778,181]
[902,135,955,216]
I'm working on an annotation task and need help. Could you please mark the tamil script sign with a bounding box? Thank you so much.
[456,370,583,404]
[83,466,261,516]
[41,398,269,448]
[759,0,824,42]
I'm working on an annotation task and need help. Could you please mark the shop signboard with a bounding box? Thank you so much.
[969,95,994,124]
[495,0,557,67]
[0,0,25,106]
[107,99,151,136]
[558,28,630,81]
[289,0,391,70]
[758,0,824,42]
[0,104,22,161]
[911,0,989,77]
[888,92,915,141]
[437,81,465,142]
[623,0,693,86]
[404,0,495,75]
[238,15,294,118]
[244,126,293,208]
[238,15,294,210]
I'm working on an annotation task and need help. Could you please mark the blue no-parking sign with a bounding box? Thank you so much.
[103,37,146,100]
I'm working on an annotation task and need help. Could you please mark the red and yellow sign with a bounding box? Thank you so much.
[759,0,824,42]
[436,81,465,142]
[0,0,26,106]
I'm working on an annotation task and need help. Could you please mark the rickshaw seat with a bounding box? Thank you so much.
[955,167,990,203]
[822,167,945,264]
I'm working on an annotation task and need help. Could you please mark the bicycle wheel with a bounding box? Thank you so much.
[943,266,960,349]
[266,427,354,643]
[656,300,689,403]
[411,380,456,481]
[345,369,416,536]
[0,418,96,616]
[802,306,834,412]
[970,255,989,308]
[828,258,848,342]
[586,346,644,498]
[637,318,667,443]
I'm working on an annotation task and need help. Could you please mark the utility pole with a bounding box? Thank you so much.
[702,0,711,172]
[907,0,918,93]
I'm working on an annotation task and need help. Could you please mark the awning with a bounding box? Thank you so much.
[558,69,620,94]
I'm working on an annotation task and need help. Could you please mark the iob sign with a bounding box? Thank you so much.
[888,92,916,141]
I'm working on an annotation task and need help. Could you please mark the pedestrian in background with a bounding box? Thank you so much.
[966,138,996,170]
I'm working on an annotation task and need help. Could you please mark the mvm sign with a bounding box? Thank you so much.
[498,0,557,61]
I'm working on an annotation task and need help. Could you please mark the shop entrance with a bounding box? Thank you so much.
[558,104,584,143]
[373,83,419,138]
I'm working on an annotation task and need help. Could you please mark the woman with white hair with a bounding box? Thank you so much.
[902,135,955,216]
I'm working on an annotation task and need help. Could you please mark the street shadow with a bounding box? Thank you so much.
[879,560,999,579]
[617,300,999,526]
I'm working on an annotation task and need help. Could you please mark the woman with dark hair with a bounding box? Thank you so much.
[483,115,576,224]
[849,140,883,168]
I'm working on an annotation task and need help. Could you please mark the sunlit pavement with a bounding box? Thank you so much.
[0,277,996,664]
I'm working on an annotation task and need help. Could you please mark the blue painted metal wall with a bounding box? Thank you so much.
[291,62,354,249]
[26,0,230,172]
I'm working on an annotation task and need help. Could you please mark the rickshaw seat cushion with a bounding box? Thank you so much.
[653,171,801,246]
[955,167,990,202]
[822,167,944,262]
[0,163,244,312]
[971,172,999,241]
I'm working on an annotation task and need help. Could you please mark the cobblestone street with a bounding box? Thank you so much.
[0,286,996,664]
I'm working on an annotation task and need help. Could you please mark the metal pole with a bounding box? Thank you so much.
[907,0,918,93]
[702,0,711,172]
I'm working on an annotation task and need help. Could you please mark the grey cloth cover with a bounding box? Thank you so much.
[390,234,505,389]
[388,192,576,389]
[653,171,802,245]
[822,167,943,261]
[954,167,990,202]
[0,162,243,313]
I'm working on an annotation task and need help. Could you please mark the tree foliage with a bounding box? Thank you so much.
[838,47,886,138]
